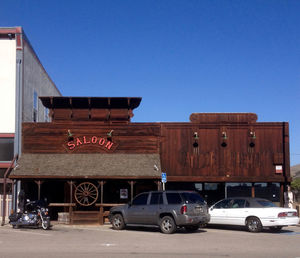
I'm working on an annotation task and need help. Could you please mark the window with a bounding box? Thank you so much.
[231,199,246,208]
[33,91,38,122]
[226,183,252,198]
[0,137,14,161]
[166,193,182,204]
[150,192,163,205]
[254,183,280,202]
[256,200,277,208]
[132,193,148,205]
[214,199,232,209]
[181,192,205,204]
[204,183,219,191]
[44,107,49,122]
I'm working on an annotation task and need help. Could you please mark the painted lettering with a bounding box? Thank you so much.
[76,138,83,146]
[83,136,90,144]
[67,141,76,150]
[91,136,97,144]
[98,138,105,146]
[66,135,117,152]
[105,141,114,150]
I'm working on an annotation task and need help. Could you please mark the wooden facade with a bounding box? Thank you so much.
[19,120,290,183]
[9,97,291,222]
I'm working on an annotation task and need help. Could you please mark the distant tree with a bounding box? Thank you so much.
[291,178,300,202]
[291,178,300,190]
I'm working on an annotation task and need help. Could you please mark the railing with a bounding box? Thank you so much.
[48,203,123,225]
[95,203,123,225]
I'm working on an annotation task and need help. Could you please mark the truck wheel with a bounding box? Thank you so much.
[111,214,125,230]
[246,217,262,233]
[160,216,176,234]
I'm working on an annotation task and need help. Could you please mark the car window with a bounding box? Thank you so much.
[245,201,250,207]
[181,192,205,204]
[256,200,277,207]
[230,199,246,208]
[214,199,232,209]
[132,193,148,205]
[150,192,163,205]
[166,193,182,204]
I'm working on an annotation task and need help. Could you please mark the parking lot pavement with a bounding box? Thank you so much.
[0,223,300,258]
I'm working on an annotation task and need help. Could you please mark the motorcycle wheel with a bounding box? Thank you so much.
[41,221,50,230]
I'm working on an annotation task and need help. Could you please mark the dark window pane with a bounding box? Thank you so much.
[226,183,252,198]
[0,138,14,161]
[204,183,219,191]
[254,183,280,202]
[132,193,148,205]
[182,192,205,204]
[256,200,277,207]
[231,199,246,208]
[166,193,182,204]
[0,168,6,178]
[214,199,232,209]
[150,193,163,205]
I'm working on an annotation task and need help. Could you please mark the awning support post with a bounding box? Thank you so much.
[34,180,44,200]
[1,154,18,226]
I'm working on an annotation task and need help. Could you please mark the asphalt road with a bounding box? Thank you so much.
[0,223,300,258]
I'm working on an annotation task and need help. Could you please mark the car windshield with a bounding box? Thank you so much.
[182,192,205,204]
[255,200,277,207]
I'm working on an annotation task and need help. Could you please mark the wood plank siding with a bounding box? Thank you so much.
[20,121,290,182]
[160,122,289,182]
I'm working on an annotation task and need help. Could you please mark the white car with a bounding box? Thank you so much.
[208,197,299,232]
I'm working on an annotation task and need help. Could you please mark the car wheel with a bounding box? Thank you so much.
[111,214,125,230]
[185,225,199,232]
[269,226,283,233]
[160,216,176,234]
[246,217,262,233]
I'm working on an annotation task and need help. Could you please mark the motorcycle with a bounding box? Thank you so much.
[9,199,51,230]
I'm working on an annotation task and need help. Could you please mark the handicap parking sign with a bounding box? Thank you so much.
[161,172,167,183]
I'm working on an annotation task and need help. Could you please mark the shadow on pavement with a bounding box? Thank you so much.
[206,224,295,234]
[109,225,207,234]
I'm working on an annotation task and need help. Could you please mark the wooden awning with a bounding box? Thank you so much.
[10,153,161,179]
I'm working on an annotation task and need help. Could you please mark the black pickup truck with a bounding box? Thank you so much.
[109,190,210,234]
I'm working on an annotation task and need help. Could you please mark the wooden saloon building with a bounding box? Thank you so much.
[9,96,291,223]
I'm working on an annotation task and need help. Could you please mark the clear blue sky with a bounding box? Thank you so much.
[1,0,300,165]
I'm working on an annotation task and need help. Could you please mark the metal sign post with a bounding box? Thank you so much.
[161,172,167,191]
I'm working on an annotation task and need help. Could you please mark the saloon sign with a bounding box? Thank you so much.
[66,135,117,152]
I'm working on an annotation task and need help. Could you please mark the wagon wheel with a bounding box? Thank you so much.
[74,182,99,206]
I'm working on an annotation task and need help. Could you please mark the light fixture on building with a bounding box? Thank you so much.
[221,131,227,147]
[249,131,256,147]
[67,130,74,142]
[107,130,114,141]
[193,132,199,148]
[250,131,256,139]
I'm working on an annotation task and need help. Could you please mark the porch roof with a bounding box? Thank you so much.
[10,153,161,179]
